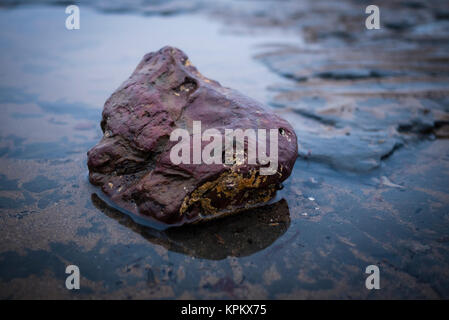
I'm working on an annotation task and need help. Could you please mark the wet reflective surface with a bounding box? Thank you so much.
[92,194,291,260]
[0,1,449,299]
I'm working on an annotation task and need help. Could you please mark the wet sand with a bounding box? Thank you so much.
[0,0,448,299]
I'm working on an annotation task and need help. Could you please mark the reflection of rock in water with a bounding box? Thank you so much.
[91,193,290,260]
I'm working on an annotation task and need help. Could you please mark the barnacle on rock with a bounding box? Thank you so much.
[179,168,274,219]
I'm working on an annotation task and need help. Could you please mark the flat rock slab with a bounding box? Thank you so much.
[87,46,298,226]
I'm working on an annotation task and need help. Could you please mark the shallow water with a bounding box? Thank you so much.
[1,2,449,299]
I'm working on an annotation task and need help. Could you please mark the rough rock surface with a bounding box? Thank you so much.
[87,46,298,226]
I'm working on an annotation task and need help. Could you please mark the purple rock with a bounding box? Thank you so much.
[87,46,297,226]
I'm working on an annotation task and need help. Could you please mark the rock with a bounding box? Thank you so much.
[87,46,298,226]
